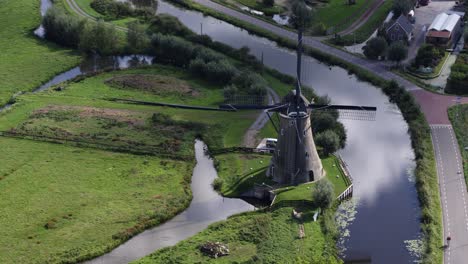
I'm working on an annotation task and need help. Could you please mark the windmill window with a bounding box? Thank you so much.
[281,128,284,135]
[305,152,309,158]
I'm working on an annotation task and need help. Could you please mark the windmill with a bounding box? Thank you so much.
[114,11,376,186]
[256,28,376,185]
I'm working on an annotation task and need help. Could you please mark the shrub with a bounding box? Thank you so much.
[127,22,151,53]
[392,0,412,17]
[43,6,84,48]
[362,37,388,60]
[312,179,334,208]
[414,44,444,68]
[212,178,223,191]
[311,112,346,149]
[149,14,193,37]
[263,0,275,7]
[91,0,133,19]
[315,130,340,156]
[79,20,119,55]
[387,41,408,66]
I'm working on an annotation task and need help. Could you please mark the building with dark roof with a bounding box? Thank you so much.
[386,15,414,43]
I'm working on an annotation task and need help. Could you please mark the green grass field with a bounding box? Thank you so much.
[0,0,80,106]
[214,153,273,196]
[273,156,349,204]
[338,0,392,44]
[0,136,193,263]
[448,105,468,186]
[133,206,342,264]
[317,0,375,31]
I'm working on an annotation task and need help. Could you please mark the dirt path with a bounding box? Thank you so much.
[339,0,386,36]
[242,87,281,147]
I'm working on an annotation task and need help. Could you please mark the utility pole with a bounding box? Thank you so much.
[200,23,203,35]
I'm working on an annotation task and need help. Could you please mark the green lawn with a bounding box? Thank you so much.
[274,156,349,204]
[0,0,80,106]
[133,207,342,264]
[317,0,375,31]
[74,0,103,17]
[448,105,468,187]
[338,0,392,44]
[214,153,273,197]
[0,136,193,263]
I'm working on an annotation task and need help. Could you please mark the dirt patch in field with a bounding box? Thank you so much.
[32,105,146,126]
[105,74,200,97]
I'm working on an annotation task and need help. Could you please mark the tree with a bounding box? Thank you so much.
[290,0,314,30]
[43,7,83,48]
[315,130,340,156]
[79,20,118,55]
[464,31,468,46]
[263,0,275,6]
[312,179,334,208]
[414,44,443,67]
[362,37,388,60]
[127,22,150,53]
[392,0,412,17]
[388,41,408,66]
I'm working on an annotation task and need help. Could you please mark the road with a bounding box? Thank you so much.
[65,0,468,262]
[432,125,468,264]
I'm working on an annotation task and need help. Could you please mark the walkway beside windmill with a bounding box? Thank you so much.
[242,87,280,147]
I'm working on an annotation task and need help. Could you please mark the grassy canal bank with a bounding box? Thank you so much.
[448,105,468,186]
[0,0,80,106]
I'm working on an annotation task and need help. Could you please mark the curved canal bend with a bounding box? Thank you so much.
[85,141,254,264]
[36,0,421,263]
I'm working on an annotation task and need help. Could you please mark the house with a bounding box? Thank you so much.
[426,13,462,46]
[386,15,414,43]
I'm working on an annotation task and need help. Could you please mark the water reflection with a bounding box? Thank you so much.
[156,2,421,262]
[84,140,254,264]
[33,0,52,38]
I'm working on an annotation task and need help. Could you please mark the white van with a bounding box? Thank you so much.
[265,138,277,149]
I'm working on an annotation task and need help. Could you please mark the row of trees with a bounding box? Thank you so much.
[362,37,408,65]
[150,32,267,98]
[43,7,120,55]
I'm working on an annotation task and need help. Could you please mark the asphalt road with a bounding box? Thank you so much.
[432,125,468,264]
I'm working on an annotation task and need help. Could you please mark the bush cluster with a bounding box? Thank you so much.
[150,33,267,96]
[43,7,120,55]
[446,53,468,95]
[91,0,157,20]
[413,44,444,68]
[311,96,347,156]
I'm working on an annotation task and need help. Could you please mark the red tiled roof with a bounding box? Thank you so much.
[426,30,451,38]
